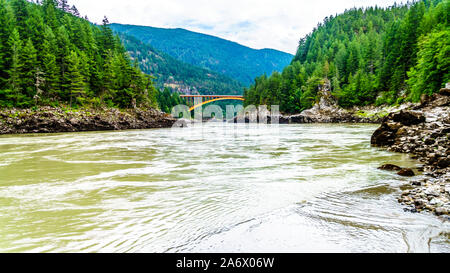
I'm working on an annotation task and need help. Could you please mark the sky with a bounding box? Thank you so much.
[69,0,404,54]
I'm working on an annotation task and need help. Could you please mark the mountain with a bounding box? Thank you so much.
[244,0,449,114]
[109,23,294,86]
[117,32,244,95]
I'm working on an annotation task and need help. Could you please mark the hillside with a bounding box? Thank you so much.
[117,32,244,95]
[244,0,449,114]
[109,23,294,86]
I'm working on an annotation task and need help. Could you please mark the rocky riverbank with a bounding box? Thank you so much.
[233,80,409,124]
[0,107,176,135]
[371,87,450,218]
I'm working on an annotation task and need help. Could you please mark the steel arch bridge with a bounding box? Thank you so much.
[180,95,245,111]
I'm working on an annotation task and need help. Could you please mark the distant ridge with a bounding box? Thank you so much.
[116,32,244,95]
[110,23,294,86]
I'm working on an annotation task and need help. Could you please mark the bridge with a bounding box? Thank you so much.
[180,95,245,111]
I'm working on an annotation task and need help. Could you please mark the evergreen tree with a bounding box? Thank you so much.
[100,16,115,55]
[41,25,59,98]
[244,0,448,113]
[42,0,58,30]
[10,0,31,41]
[57,0,69,12]
[66,50,85,106]
[56,25,70,99]
[0,0,13,89]
[0,0,159,109]
[7,28,22,105]
[408,29,450,101]
[20,38,38,103]
[70,5,80,17]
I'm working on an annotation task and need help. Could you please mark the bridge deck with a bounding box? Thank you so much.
[179,95,245,111]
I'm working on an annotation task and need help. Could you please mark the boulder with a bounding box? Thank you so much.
[440,87,450,96]
[378,164,402,171]
[433,96,450,107]
[435,207,449,216]
[397,168,415,177]
[391,110,425,126]
[437,158,450,168]
[371,123,397,146]
[289,114,313,124]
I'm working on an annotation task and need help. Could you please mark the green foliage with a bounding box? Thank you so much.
[244,0,449,113]
[156,88,185,113]
[407,9,449,101]
[300,77,323,110]
[109,23,294,86]
[116,32,244,96]
[0,0,158,109]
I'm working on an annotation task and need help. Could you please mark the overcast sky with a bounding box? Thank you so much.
[70,0,403,54]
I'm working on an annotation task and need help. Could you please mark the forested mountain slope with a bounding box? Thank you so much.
[117,32,244,95]
[0,0,159,109]
[109,23,294,86]
[244,0,449,114]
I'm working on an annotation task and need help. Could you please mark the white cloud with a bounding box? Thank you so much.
[70,0,403,54]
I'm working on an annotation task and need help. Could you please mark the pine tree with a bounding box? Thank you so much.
[58,0,69,12]
[7,28,22,105]
[70,5,80,17]
[42,0,59,30]
[41,25,59,98]
[0,0,13,89]
[26,4,45,62]
[10,0,29,39]
[0,0,159,108]
[66,51,85,106]
[100,51,116,103]
[100,16,115,55]
[20,38,38,104]
[408,29,450,101]
[56,25,70,98]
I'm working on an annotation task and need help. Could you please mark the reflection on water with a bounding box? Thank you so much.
[0,123,448,253]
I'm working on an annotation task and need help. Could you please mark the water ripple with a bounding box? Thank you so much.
[0,124,448,253]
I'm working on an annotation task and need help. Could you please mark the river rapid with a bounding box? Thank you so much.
[0,123,448,252]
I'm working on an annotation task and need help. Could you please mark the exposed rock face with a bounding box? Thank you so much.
[372,91,450,218]
[296,81,354,123]
[233,80,390,124]
[0,107,176,135]
[288,80,385,123]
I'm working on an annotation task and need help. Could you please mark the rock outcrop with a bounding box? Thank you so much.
[232,80,408,124]
[293,80,360,123]
[0,107,176,135]
[372,89,450,218]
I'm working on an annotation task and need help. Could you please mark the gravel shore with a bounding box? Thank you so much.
[372,88,450,219]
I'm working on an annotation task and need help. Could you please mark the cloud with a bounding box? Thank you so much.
[70,0,404,54]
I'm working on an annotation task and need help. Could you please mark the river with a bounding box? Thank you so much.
[0,123,448,253]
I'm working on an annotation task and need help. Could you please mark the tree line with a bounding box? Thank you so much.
[0,0,159,109]
[244,0,449,113]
